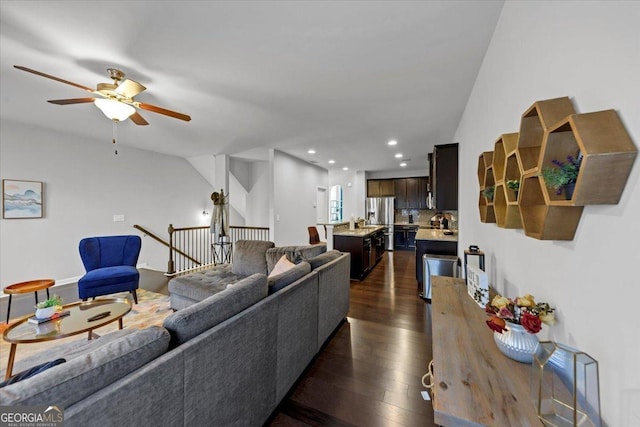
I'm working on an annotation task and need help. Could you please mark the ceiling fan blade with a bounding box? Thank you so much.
[137,102,191,122]
[14,65,94,92]
[130,112,149,126]
[48,98,96,105]
[116,79,146,98]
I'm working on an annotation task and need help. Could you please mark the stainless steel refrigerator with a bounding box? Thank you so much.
[366,197,395,251]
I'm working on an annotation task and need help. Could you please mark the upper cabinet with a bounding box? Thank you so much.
[367,179,395,197]
[431,143,459,210]
[367,177,429,209]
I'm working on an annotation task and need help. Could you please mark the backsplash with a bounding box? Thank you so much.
[394,209,458,229]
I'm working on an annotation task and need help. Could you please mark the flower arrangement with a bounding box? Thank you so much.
[485,293,555,334]
[541,154,582,195]
[482,186,495,201]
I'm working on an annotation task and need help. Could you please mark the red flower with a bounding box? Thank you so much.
[486,316,507,333]
[520,311,542,334]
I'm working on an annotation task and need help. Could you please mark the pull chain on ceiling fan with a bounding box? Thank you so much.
[14,65,191,154]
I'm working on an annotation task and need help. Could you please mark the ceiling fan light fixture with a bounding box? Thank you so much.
[94,98,136,121]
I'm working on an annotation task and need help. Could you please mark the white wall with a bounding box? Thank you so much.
[0,120,214,284]
[272,151,328,245]
[328,169,365,220]
[246,161,270,227]
[456,2,640,426]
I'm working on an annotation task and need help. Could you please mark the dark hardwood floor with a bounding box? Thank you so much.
[268,250,437,427]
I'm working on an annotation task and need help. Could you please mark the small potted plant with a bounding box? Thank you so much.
[482,186,495,201]
[506,179,520,199]
[541,154,582,200]
[35,294,63,319]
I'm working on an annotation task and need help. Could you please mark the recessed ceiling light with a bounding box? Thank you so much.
[308,149,316,154]
[387,140,397,146]
[395,153,403,158]
[328,159,335,164]
[400,162,407,167]
[342,167,349,171]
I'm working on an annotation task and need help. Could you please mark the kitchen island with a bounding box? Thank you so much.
[333,226,385,280]
[415,228,458,287]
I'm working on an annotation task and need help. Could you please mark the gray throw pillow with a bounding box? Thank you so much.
[267,262,311,294]
[231,240,275,276]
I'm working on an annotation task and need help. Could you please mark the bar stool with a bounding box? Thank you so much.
[4,279,55,324]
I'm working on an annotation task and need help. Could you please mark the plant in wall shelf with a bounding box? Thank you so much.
[486,294,556,363]
[506,179,520,198]
[541,154,582,199]
[482,186,495,201]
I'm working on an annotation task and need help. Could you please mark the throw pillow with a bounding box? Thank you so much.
[268,255,296,278]
[231,240,275,276]
[0,359,66,388]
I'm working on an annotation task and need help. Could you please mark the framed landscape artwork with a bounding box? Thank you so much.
[2,179,43,219]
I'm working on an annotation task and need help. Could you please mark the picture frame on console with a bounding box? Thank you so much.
[2,179,43,219]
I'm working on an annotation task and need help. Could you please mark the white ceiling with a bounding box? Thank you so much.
[0,1,503,172]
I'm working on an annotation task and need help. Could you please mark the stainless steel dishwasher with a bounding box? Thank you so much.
[421,254,459,302]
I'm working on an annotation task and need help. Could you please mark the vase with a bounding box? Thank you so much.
[35,306,56,319]
[564,182,576,200]
[493,323,539,363]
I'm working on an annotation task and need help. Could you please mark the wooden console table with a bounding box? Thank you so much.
[431,277,542,426]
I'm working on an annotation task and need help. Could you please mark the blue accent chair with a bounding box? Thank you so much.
[78,235,141,303]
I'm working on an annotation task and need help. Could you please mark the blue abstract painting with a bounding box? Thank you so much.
[3,179,43,218]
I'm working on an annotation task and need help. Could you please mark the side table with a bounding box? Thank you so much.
[212,242,233,265]
[4,279,55,324]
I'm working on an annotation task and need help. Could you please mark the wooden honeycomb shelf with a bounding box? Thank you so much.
[494,183,522,229]
[493,133,518,184]
[519,174,584,240]
[477,98,636,240]
[477,151,493,188]
[478,190,496,224]
[540,109,638,206]
[517,97,576,175]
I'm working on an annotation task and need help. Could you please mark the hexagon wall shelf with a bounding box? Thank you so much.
[517,97,576,174]
[477,98,636,241]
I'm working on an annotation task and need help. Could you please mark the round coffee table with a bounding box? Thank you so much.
[4,279,55,324]
[2,298,132,380]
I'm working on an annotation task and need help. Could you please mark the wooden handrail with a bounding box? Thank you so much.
[229,225,269,231]
[134,224,201,266]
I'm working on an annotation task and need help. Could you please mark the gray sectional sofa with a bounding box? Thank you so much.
[0,240,350,426]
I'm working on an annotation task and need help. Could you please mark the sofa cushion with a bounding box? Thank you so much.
[305,250,343,270]
[78,265,139,288]
[0,326,169,407]
[163,273,268,347]
[266,245,327,274]
[231,240,275,276]
[268,261,311,294]
[268,255,296,278]
[169,264,245,302]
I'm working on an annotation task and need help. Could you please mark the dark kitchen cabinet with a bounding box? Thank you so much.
[394,177,428,209]
[334,229,385,280]
[431,143,459,210]
[394,179,407,208]
[367,179,394,197]
[394,225,418,250]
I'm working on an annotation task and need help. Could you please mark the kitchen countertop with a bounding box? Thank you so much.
[333,225,385,238]
[317,221,349,226]
[415,228,458,242]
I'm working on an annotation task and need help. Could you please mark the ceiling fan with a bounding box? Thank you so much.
[13,65,191,125]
